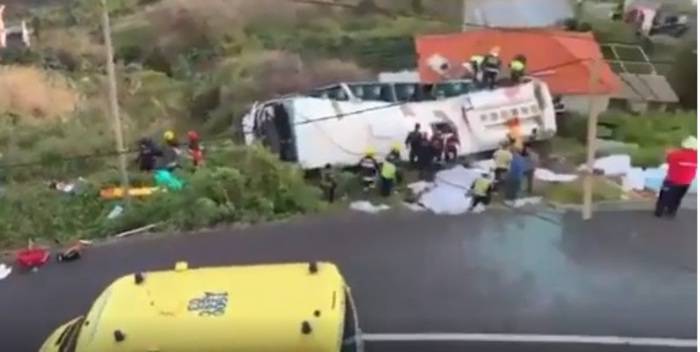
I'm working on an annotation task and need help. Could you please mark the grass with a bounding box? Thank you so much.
[543,176,624,204]
[0,66,79,120]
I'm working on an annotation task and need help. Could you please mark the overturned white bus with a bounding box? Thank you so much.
[241,78,557,169]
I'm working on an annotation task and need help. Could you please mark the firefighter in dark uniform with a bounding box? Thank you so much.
[482,46,502,90]
[358,148,380,191]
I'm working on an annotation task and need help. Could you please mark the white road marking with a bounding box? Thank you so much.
[362,333,697,348]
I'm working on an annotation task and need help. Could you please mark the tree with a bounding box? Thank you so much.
[668,41,697,109]
[411,0,424,14]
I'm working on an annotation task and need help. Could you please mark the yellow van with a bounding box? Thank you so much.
[40,262,363,352]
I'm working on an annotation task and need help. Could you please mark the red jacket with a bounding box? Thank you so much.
[666,148,697,185]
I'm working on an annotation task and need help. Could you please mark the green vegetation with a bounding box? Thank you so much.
[0,144,321,248]
[544,176,623,204]
[556,112,696,167]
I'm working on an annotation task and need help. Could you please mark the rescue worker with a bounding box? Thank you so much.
[504,144,526,203]
[379,158,397,197]
[161,130,182,171]
[493,140,513,190]
[470,172,494,211]
[358,148,380,191]
[482,46,502,90]
[430,130,445,163]
[444,131,460,163]
[387,143,402,164]
[320,163,337,203]
[509,54,527,84]
[405,123,422,166]
[467,54,484,82]
[187,130,204,168]
[655,136,697,219]
[417,132,434,181]
[521,144,539,195]
[135,137,162,172]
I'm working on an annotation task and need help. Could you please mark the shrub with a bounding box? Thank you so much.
[0,144,322,247]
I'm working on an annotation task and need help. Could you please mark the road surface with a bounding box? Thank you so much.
[1,208,696,351]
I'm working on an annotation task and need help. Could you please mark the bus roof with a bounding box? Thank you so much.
[75,262,347,352]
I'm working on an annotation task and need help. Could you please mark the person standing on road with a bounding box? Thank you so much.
[655,136,697,218]
[405,123,422,166]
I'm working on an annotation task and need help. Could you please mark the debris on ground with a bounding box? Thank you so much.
[115,223,159,238]
[402,202,426,212]
[505,196,542,208]
[350,201,390,214]
[535,168,578,182]
[107,205,124,220]
[57,241,88,263]
[0,263,12,280]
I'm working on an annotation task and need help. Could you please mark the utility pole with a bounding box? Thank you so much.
[101,0,130,204]
[582,58,602,220]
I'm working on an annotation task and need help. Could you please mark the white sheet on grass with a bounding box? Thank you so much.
[584,155,698,194]
[350,201,390,214]
[535,168,578,182]
[413,166,483,215]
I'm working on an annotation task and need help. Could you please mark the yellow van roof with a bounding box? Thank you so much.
[75,262,347,352]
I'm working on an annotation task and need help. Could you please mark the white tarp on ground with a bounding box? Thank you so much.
[412,166,483,215]
[350,201,390,214]
[582,154,698,194]
[534,168,578,182]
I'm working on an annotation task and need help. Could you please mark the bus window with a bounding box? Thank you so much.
[348,83,395,102]
[395,84,420,102]
[326,85,349,101]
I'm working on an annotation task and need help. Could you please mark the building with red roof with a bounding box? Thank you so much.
[415,29,622,115]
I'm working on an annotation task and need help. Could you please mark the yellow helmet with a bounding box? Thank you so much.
[365,147,376,156]
[391,142,402,152]
[163,130,175,142]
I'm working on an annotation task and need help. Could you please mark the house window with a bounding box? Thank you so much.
[520,107,529,115]
[481,114,488,122]
[531,105,539,113]
[490,112,499,121]
[501,110,509,119]
[511,108,519,116]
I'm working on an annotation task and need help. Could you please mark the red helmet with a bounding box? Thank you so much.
[187,130,200,141]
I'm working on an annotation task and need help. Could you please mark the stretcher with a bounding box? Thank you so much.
[100,187,159,200]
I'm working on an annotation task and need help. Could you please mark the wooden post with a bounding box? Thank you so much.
[582,58,602,220]
[101,0,130,205]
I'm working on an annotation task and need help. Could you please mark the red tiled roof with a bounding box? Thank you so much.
[415,29,621,95]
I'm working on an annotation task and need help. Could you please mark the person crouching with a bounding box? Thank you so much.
[470,172,494,211]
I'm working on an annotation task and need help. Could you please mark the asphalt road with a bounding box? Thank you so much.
[1,208,696,351]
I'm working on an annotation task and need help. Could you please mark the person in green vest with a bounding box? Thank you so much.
[470,172,494,211]
[492,140,513,191]
[379,159,397,197]
[509,54,527,84]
